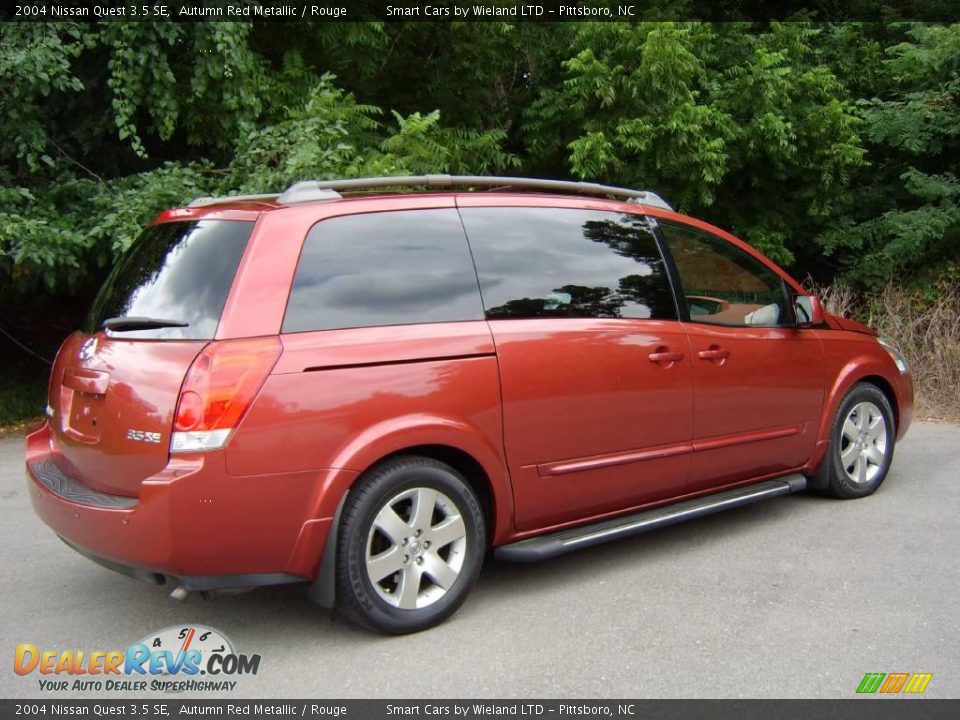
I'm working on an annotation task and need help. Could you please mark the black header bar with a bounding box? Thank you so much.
[1,700,959,719]
[2,0,958,23]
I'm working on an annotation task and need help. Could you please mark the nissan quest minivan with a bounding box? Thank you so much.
[26,175,912,633]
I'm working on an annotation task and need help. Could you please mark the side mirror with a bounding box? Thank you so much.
[794,295,825,326]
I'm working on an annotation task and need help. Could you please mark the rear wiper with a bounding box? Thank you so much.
[103,316,189,332]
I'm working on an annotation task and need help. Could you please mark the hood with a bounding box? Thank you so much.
[826,313,877,335]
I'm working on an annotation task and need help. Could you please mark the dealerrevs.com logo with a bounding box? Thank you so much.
[14,625,260,693]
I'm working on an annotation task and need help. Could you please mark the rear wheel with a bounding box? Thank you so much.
[813,383,896,499]
[335,456,486,634]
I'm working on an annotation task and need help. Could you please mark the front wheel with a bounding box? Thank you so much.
[813,382,896,499]
[335,456,486,634]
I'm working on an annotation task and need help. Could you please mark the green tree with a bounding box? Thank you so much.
[818,23,960,288]
[525,22,867,267]
[0,22,520,296]
[2,20,958,301]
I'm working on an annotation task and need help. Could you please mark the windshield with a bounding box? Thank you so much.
[84,220,253,340]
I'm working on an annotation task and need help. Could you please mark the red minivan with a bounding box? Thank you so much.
[26,176,913,633]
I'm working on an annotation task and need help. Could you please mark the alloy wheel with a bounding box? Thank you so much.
[365,487,467,610]
[839,401,888,485]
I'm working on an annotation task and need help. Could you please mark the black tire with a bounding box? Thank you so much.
[811,382,896,499]
[335,456,486,634]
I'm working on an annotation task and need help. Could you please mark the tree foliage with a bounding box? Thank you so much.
[526,22,868,265]
[1,20,958,302]
[818,24,960,286]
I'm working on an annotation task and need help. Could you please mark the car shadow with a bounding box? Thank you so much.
[475,492,831,596]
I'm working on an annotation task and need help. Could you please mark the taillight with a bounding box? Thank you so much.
[171,337,282,453]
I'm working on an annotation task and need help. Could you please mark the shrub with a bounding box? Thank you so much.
[819,281,960,422]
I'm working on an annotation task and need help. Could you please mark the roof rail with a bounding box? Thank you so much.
[187,192,279,208]
[278,175,674,211]
[276,184,343,205]
[187,175,674,211]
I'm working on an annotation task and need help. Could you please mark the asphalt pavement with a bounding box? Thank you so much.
[1,423,958,699]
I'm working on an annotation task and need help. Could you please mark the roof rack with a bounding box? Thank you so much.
[278,175,673,211]
[187,175,674,211]
[187,192,278,208]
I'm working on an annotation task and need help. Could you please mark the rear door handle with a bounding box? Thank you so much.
[648,350,685,364]
[698,347,731,360]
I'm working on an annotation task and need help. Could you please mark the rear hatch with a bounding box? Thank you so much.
[48,219,254,497]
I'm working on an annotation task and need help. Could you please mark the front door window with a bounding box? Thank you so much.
[658,221,793,327]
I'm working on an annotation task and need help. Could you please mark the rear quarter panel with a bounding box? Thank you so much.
[225,322,514,544]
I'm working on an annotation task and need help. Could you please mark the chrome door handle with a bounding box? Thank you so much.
[698,347,731,360]
[648,350,684,364]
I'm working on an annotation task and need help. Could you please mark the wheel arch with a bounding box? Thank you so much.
[303,419,514,610]
[807,359,901,477]
[368,444,497,543]
[858,374,899,432]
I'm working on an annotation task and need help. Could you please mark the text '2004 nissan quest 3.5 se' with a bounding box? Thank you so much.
[26,175,912,633]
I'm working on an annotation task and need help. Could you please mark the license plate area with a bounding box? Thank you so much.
[60,367,110,444]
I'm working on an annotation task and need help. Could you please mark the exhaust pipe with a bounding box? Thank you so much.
[168,585,189,602]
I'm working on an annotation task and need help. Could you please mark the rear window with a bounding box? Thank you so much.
[282,209,485,333]
[84,220,253,340]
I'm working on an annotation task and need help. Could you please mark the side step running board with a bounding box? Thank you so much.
[494,474,807,562]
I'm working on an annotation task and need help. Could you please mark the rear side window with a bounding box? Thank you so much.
[85,220,253,340]
[459,207,676,321]
[283,209,484,333]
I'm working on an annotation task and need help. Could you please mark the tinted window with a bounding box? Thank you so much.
[460,207,676,321]
[283,209,484,333]
[85,220,253,340]
[659,221,792,327]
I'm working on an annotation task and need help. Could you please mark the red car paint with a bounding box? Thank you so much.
[26,191,913,589]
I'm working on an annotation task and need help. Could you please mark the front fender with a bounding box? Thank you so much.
[806,346,912,474]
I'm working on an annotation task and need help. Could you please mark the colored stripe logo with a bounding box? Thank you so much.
[857,672,933,694]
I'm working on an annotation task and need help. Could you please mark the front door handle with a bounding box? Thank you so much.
[648,349,685,365]
[698,346,731,362]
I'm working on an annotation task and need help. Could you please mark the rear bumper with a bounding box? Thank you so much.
[60,537,165,585]
[26,422,336,588]
[58,537,303,591]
